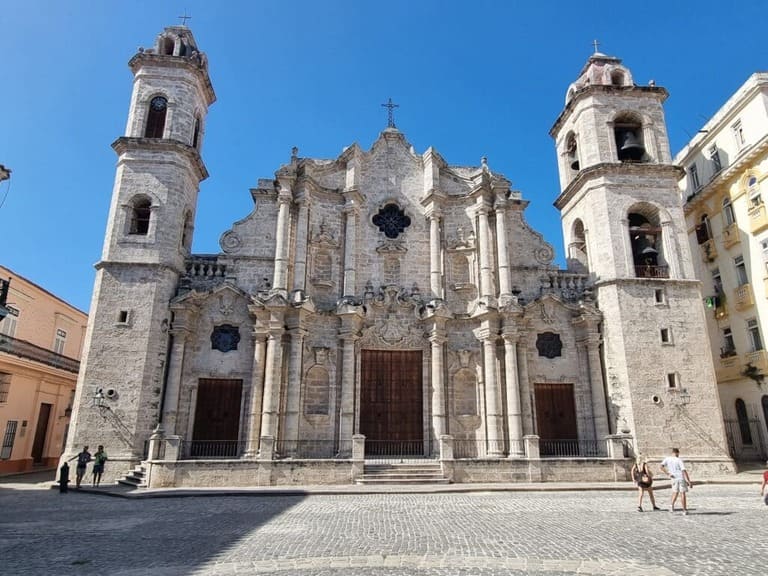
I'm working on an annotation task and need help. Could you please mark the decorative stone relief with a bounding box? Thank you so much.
[210,324,240,352]
[220,231,242,253]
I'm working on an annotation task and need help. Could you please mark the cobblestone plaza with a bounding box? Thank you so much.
[0,483,764,575]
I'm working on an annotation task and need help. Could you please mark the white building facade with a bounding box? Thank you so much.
[678,73,768,462]
[63,28,733,487]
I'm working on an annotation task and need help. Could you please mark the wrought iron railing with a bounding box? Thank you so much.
[364,439,430,458]
[453,439,523,458]
[0,334,80,373]
[182,440,246,459]
[539,439,608,458]
[634,264,669,279]
[275,439,345,459]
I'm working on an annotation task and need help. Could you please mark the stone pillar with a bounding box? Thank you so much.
[524,434,540,459]
[427,209,443,299]
[161,329,189,435]
[476,324,504,456]
[429,327,447,441]
[351,434,365,480]
[245,330,268,457]
[661,220,679,279]
[586,332,610,440]
[516,333,533,436]
[259,329,285,444]
[494,196,513,303]
[439,434,454,460]
[502,331,524,456]
[282,326,306,455]
[476,202,495,300]
[272,186,292,294]
[292,196,310,294]
[342,195,359,297]
[338,331,358,454]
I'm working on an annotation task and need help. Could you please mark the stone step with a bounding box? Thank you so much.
[355,477,451,485]
[364,465,442,472]
[358,472,447,480]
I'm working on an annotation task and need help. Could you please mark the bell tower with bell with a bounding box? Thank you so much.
[550,51,733,470]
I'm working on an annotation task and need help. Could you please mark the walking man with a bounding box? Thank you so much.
[660,447,693,515]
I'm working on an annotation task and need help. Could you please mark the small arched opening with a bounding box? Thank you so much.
[160,36,175,55]
[565,132,579,172]
[568,219,588,272]
[614,112,646,163]
[144,96,168,139]
[628,208,666,278]
[129,196,152,236]
[735,398,753,445]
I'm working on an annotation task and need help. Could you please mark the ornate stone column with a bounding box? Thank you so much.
[341,189,361,298]
[475,200,495,301]
[427,208,443,299]
[494,195,513,303]
[660,220,679,279]
[516,332,533,436]
[429,323,447,441]
[292,195,310,294]
[282,325,307,453]
[586,330,610,440]
[337,331,359,454]
[502,329,524,456]
[259,327,285,444]
[160,328,189,435]
[476,322,504,456]
[272,184,293,294]
[245,329,268,457]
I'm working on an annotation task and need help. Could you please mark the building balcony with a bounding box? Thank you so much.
[721,222,740,249]
[734,283,755,311]
[634,264,669,279]
[748,202,768,234]
[0,334,81,374]
[699,238,717,263]
[717,353,742,382]
[743,349,768,372]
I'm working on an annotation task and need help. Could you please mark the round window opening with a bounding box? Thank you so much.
[372,204,411,239]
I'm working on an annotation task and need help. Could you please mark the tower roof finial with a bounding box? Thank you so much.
[381,97,399,129]
[592,39,601,54]
[178,12,192,27]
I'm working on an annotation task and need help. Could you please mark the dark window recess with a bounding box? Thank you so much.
[129,199,151,235]
[536,332,563,359]
[372,204,411,239]
[211,324,240,353]
[735,399,753,445]
[144,97,168,138]
[192,118,201,148]
[1,420,17,460]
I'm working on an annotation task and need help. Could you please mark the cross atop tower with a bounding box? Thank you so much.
[381,98,399,128]
[178,12,192,26]
[592,39,601,54]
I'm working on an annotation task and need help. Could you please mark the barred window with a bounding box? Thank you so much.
[0,373,10,403]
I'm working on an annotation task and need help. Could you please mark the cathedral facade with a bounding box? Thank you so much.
[63,26,734,487]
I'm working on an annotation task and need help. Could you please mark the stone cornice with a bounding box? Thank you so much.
[112,137,209,182]
[553,163,684,210]
[128,52,216,106]
[550,85,668,137]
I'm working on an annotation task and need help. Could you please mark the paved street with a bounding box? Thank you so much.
[0,483,765,575]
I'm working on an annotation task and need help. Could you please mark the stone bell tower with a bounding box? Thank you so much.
[63,26,215,475]
[550,52,733,472]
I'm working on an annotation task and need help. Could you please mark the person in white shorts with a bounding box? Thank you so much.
[660,447,693,514]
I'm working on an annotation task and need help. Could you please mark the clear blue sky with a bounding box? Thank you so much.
[2,1,766,313]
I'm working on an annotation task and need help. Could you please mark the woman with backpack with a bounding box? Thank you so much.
[631,455,660,512]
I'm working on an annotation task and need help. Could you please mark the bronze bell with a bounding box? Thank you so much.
[619,131,645,161]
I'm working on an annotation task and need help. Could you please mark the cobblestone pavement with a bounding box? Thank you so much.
[0,484,765,575]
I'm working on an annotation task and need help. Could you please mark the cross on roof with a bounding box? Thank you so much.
[178,12,192,26]
[592,39,601,53]
[381,98,399,128]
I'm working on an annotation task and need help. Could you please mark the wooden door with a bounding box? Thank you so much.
[31,403,52,464]
[192,379,243,457]
[534,383,577,455]
[360,350,423,455]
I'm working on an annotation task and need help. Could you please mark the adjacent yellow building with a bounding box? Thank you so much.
[679,72,768,462]
[0,265,87,473]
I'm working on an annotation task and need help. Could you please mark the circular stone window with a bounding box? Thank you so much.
[372,204,411,239]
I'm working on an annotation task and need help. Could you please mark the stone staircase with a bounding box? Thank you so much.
[355,462,449,485]
[117,464,147,488]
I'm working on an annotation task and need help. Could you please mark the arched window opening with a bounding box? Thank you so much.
[566,133,579,171]
[629,211,666,278]
[735,399,753,445]
[160,37,174,55]
[144,96,168,139]
[181,211,193,250]
[610,70,625,85]
[192,117,201,149]
[747,175,762,209]
[614,114,646,163]
[129,198,152,235]
[695,214,712,244]
[723,198,736,226]
[568,219,588,272]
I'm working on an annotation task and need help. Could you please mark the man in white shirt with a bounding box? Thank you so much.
[660,447,693,514]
